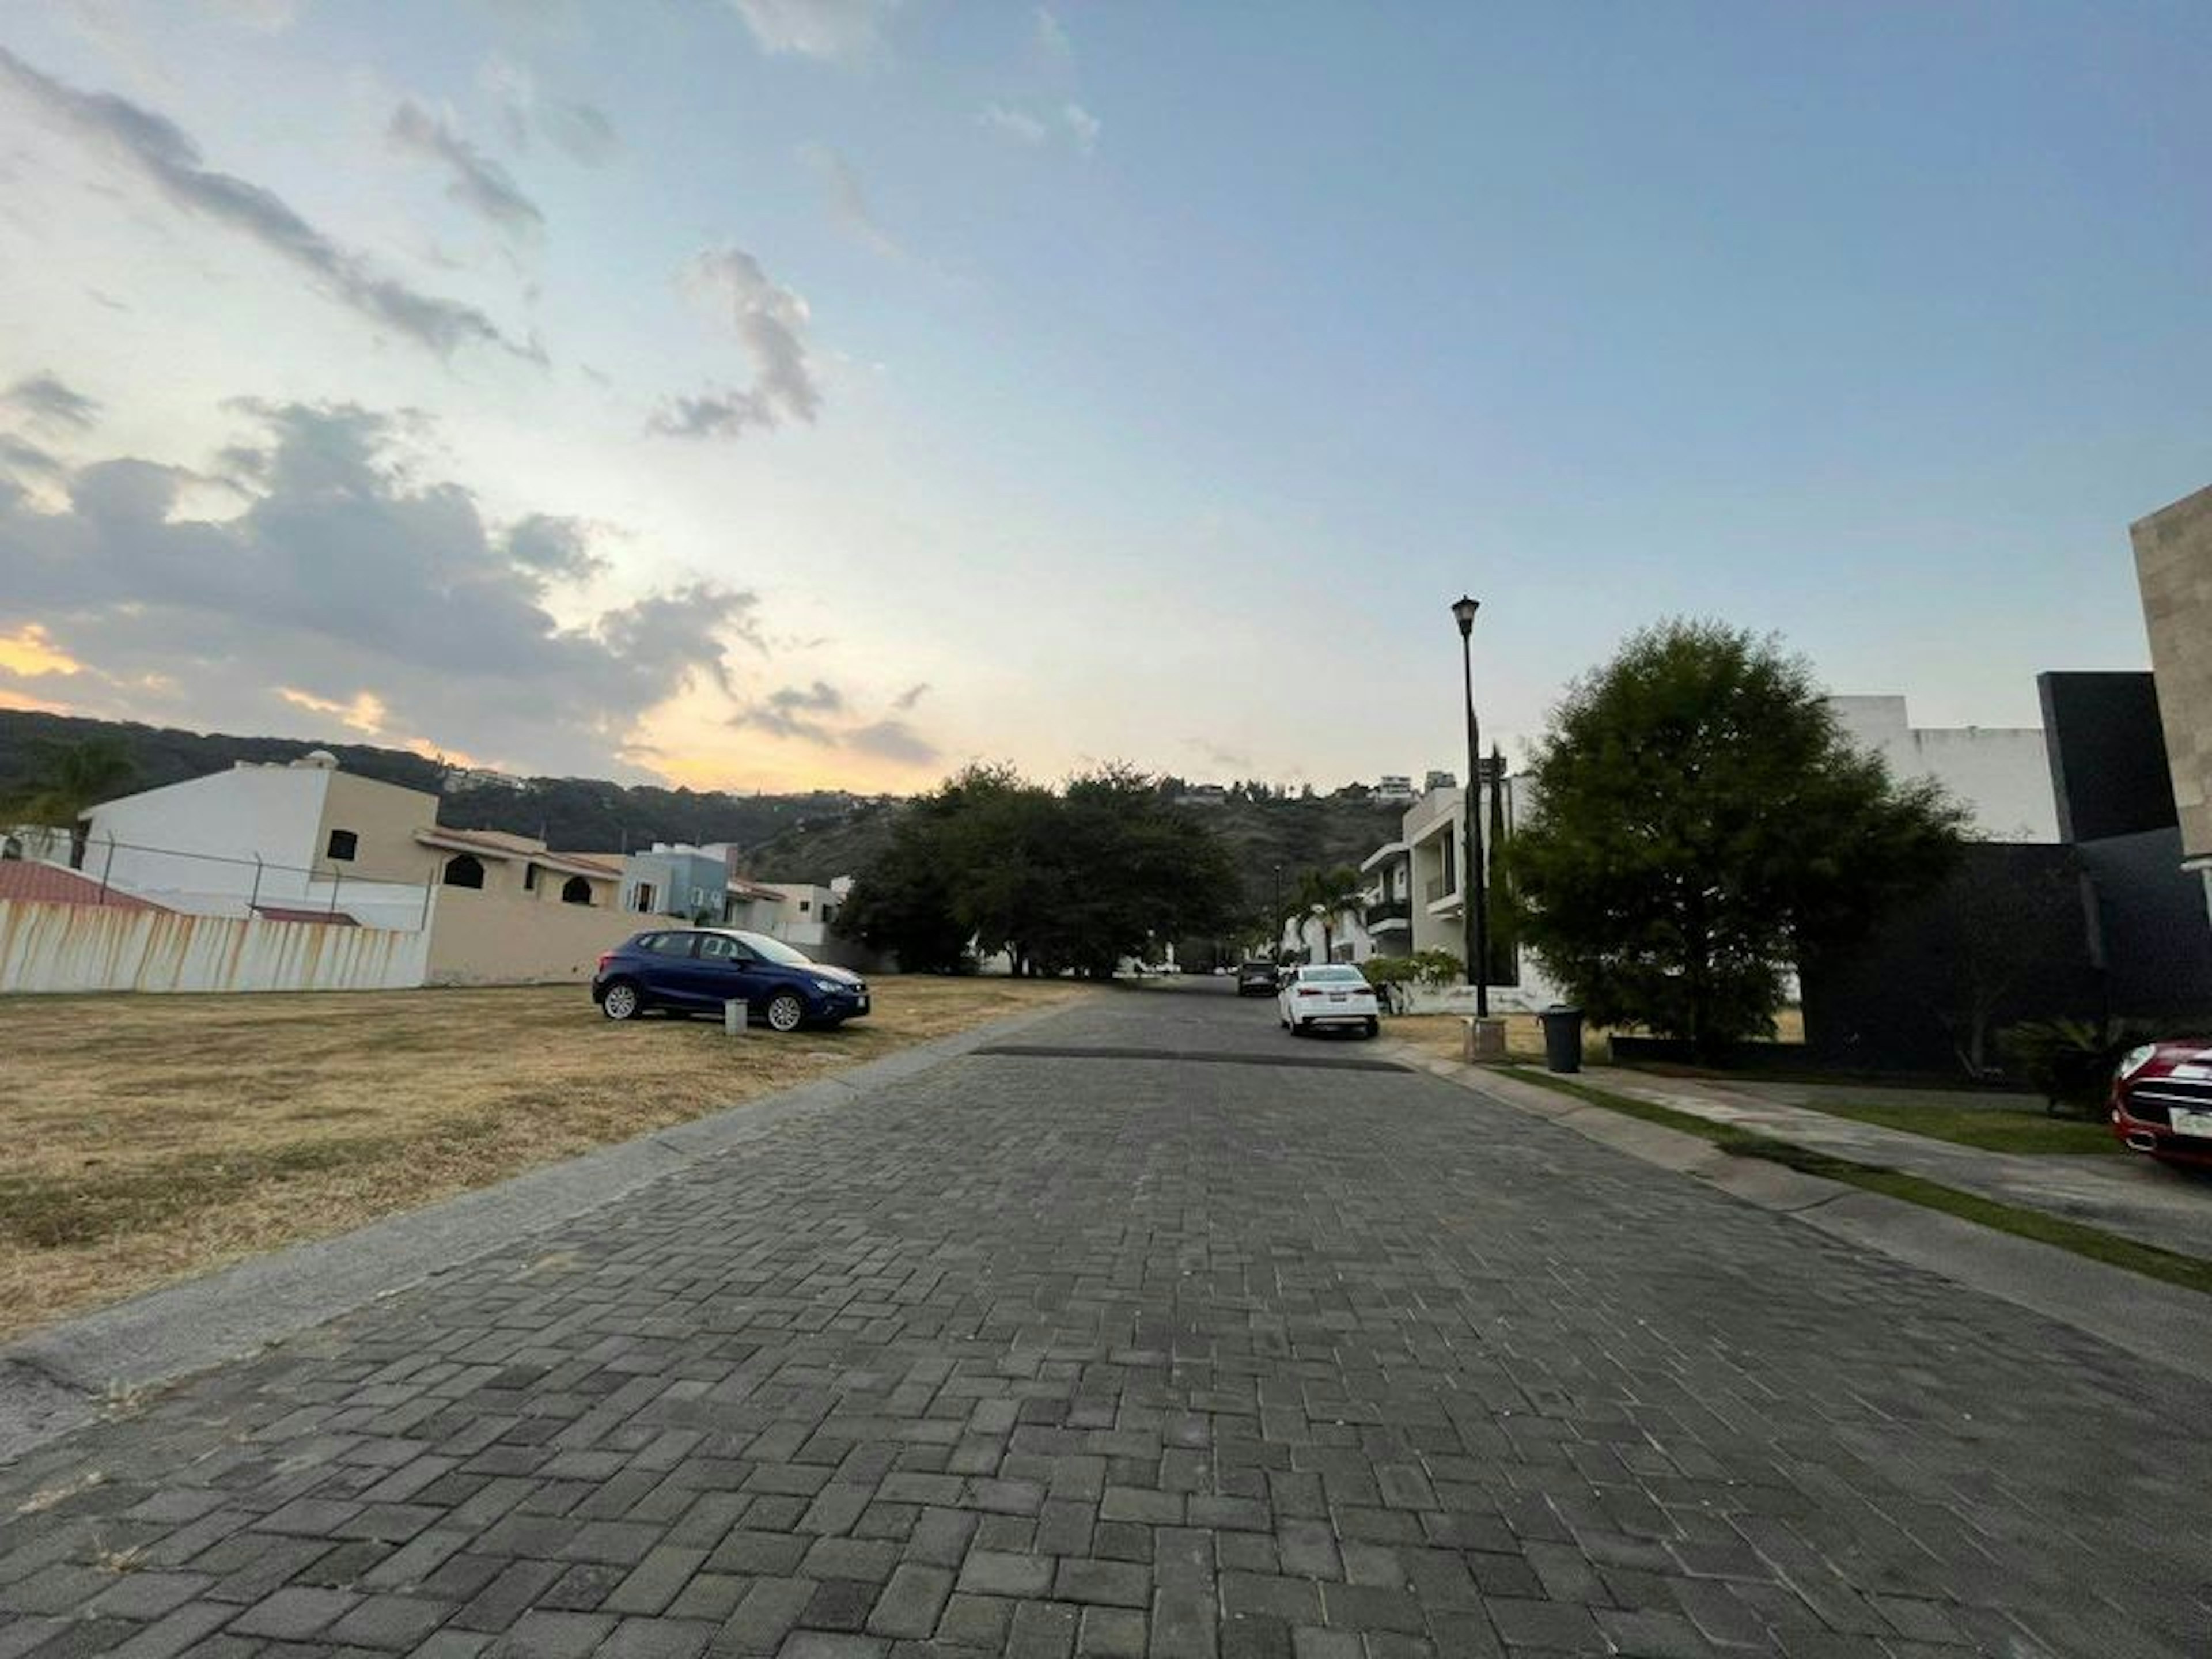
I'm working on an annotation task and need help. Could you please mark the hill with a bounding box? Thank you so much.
[741,783,1408,918]
[0,712,871,855]
[2,714,1415,914]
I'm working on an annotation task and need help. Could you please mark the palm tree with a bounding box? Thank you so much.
[1286,864,1366,961]
[0,736,138,867]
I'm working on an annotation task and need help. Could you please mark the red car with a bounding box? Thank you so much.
[2110,1041,2212,1169]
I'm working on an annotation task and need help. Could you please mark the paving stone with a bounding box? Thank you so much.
[0,994,2206,1659]
[864,1563,954,1639]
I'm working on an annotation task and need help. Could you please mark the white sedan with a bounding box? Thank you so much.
[1278,964,1381,1038]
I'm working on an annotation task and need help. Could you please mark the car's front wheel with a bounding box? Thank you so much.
[600,979,643,1021]
[765,991,806,1033]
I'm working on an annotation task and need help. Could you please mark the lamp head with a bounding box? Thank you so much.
[1450,594,1480,637]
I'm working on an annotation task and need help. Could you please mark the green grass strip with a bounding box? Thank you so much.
[1502,1066,2212,1298]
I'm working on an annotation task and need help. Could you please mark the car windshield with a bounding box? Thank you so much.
[1305,967,1367,983]
[728,930,814,966]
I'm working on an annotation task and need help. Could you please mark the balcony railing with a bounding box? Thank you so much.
[1365,897,1410,926]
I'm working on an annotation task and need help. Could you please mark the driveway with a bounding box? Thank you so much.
[1,983,2205,1657]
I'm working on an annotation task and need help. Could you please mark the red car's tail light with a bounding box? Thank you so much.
[595,951,615,972]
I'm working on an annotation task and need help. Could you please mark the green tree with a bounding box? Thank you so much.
[1505,620,1966,1055]
[0,734,138,866]
[836,763,1241,978]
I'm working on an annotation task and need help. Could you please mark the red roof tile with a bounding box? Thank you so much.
[0,863,167,911]
[253,905,359,926]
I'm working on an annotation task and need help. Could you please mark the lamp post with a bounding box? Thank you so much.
[1451,595,1490,1017]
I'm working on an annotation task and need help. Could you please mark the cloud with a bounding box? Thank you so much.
[846,717,937,766]
[0,437,65,480]
[5,373,101,431]
[979,100,1099,156]
[387,99,544,239]
[278,686,387,735]
[0,400,762,773]
[734,679,845,741]
[800,143,902,260]
[728,0,898,62]
[1035,7,1074,63]
[979,104,1049,146]
[732,680,938,767]
[504,513,608,584]
[480,57,620,167]
[0,47,534,360]
[653,245,819,440]
[892,681,928,711]
[1063,101,1101,156]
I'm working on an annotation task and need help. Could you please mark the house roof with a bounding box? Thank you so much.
[728,876,785,903]
[0,862,167,911]
[253,904,359,926]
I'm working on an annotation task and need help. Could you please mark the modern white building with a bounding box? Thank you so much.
[763,878,853,950]
[1827,695,2058,842]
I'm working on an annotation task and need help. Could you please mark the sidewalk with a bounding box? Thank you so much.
[1546,1063,2212,1266]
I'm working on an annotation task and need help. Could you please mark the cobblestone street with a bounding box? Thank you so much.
[2,986,2206,1657]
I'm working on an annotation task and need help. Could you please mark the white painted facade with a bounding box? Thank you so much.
[763,878,852,949]
[1395,778,1565,1012]
[1827,695,2058,843]
[81,757,431,931]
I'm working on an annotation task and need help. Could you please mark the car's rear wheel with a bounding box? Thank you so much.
[1363,1017,1380,1038]
[600,979,642,1021]
[765,991,806,1033]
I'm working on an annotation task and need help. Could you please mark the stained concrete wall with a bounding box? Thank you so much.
[0,900,429,994]
[425,884,641,985]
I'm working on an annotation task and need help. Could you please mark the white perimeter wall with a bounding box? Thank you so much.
[0,900,429,994]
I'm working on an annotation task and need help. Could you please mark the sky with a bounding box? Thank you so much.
[0,1,2206,794]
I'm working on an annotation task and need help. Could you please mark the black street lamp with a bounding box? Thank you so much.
[1452,595,1490,1017]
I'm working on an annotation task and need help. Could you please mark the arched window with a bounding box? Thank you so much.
[561,876,593,906]
[443,853,485,889]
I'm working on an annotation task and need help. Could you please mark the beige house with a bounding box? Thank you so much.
[2133,485,2212,926]
[81,752,631,983]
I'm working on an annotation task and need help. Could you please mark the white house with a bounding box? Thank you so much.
[1827,695,2058,842]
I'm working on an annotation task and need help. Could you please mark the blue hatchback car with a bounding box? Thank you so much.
[592,927,870,1032]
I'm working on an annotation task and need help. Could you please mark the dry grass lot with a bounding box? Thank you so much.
[1387,1007,1805,1067]
[0,977,1085,1340]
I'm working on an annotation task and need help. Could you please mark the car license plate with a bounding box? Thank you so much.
[1328,992,1347,1002]
[2171,1107,2212,1139]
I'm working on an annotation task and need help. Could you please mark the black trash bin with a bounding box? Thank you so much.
[1539,1005,1584,1074]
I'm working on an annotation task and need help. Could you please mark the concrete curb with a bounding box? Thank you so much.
[1384,1045,2212,1384]
[0,994,1086,1464]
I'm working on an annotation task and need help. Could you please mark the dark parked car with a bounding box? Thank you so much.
[593,927,870,1032]
[2110,1039,2212,1169]
[1236,960,1281,997]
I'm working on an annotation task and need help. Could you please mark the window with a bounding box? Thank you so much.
[798,898,811,913]
[632,881,657,912]
[325,828,358,862]
[561,876,592,906]
[443,853,485,889]
[641,933,696,958]
[697,934,753,964]
[524,863,539,892]
[820,904,835,925]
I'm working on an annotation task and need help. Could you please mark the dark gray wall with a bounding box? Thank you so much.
[2078,827,2212,1016]
[2039,671,2177,844]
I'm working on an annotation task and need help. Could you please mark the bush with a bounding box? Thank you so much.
[1998,1018,2166,1118]
[1362,950,1464,989]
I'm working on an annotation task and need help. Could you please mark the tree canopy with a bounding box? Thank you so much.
[835,763,1243,976]
[1505,620,1967,1052]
